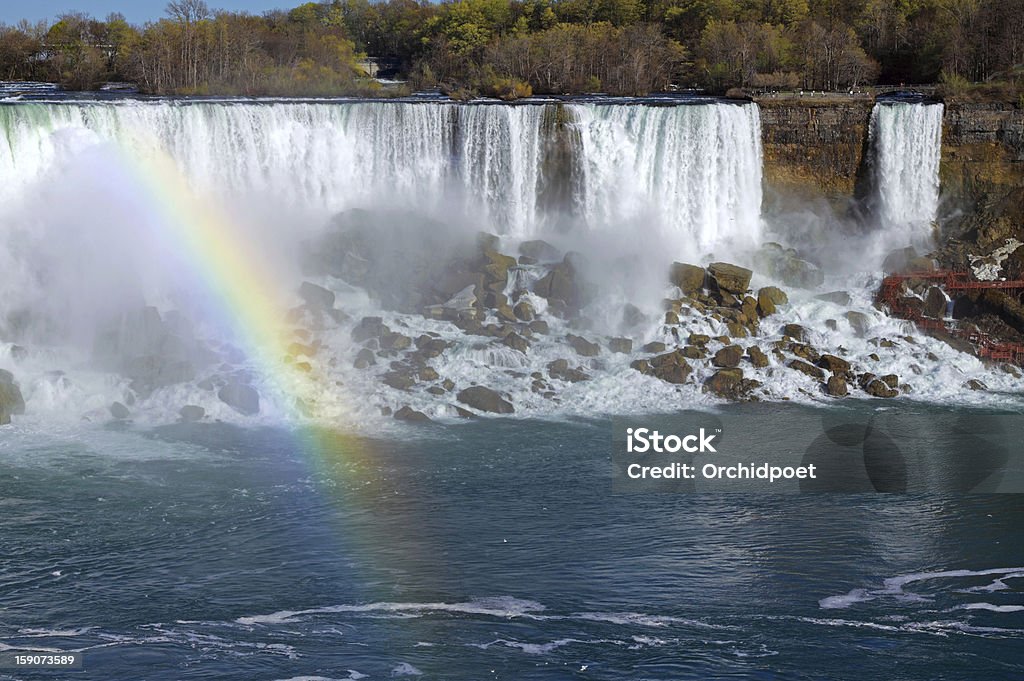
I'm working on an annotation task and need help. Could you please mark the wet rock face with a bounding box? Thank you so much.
[457,386,514,414]
[708,262,753,294]
[218,382,260,416]
[713,345,743,368]
[0,370,26,424]
[669,262,706,295]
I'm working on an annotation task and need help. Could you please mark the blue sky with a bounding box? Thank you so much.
[0,1,285,25]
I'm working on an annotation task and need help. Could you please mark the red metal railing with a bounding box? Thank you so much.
[876,270,1024,365]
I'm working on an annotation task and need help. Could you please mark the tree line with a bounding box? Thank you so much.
[0,0,1021,97]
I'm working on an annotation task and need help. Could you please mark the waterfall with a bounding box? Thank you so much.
[868,102,944,244]
[0,99,763,245]
[567,102,764,251]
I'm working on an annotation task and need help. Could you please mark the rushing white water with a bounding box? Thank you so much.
[868,102,944,244]
[0,100,762,244]
[568,103,764,251]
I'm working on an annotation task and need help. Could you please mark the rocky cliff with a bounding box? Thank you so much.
[756,97,1024,210]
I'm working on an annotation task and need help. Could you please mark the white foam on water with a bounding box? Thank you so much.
[957,603,1024,613]
[236,596,546,626]
[390,662,422,676]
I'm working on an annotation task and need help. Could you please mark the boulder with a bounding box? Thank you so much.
[817,291,852,306]
[754,243,824,288]
[632,350,692,384]
[298,282,336,311]
[529,320,550,335]
[642,341,667,353]
[179,405,205,422]
[687,333,711,346]
[756,286,788,316]
[109,402,131,420]
[825,375,849,397]
[608,337,632,354]
[965,379,987,391]
[817,354,851,374]
[351,317,386,343]
[566,334,600,357]
[354,347,376,369]
[512,301,535,322]
[519,239,560,262]
[547,359,589,383]
[0,371,26,425]
[708,262,752,294]
[380,332,412,351]
[747,346,769,368]
[782,323,806,341]
[923,286,947,318]
[879,374,899,389]
[845,311,871,337]
[788,359,824,379]
[218,382,260,415]
[457,386,514,414]
[383,370,416,390]
[713,345,743,368]
[534,255,585,311]
[703,368,759,400]
[394,405,432,423]
[669,263,706,294]
[865,379,899,398]
[502,332,531,354]
[882,246,919,274]
[682,345,705,359]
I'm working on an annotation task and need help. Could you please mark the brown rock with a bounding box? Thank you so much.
[817,354,851,374]
[757,286,788,316]
[747,346,769,368]
[825,375,848,397]
[642,341,667,353]
[782,323,806,341]
[713,345,744,368]
[566,334,600,357]
[708,262,752,294]
[788,359,824,379]
[669,262,705,294]
[456,386,514,413]
[608,337,633,354]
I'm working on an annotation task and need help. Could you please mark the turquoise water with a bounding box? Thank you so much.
[1,403,1022,679]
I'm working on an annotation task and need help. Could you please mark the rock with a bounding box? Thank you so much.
[418,366,440,382]
[756,286,788,316]
[123,355,196,396]
[383,370,416,390]
[394,405,431,422]
[632,350,692,384]
[825,375,849,397]
[457,386,514,414]
[547,359,589,382]
[708,262,752,294]
[354,347,376,369]
[788,359,824,379]
[512,301,535,322]
[687,333,711,346]
[519,239,560,262]
[642,341,667,353]
[528,320,549,335]
[713,345,743,368]
[179,405,205,422]
[9,345,27,362]
[747,346,769,368]
[502,332,531,354]
[782,323,806,341]
[825,319,838,330]
[109,402,131,420]
[287,342,316,358]
[566,334,600,357]
[664,310,680,325]
[754,243,824,288]
[865,379,899,398]
[682,345,705,359]
[218,382,260,415]
[534,255,584,311]
[787,342,820,363]
[817,354,851,373]
[817,291,852,305]
[965,379,987,391]
[298,282,336,311]
[845,311,870,337]
[703,368,759,400]
[622,303,646,328]
[380,332,412,351]
[882,246,916,273]
[608,337,632,354]
[879,374,899,389]
[351,316,386,343]
[923,286,948,318]
[669,262,705,294]
[0,371,26,424]
[1002,364,1022,379]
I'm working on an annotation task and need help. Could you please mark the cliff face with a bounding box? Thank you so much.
[756,98,875,199]
[756,97,1024,209]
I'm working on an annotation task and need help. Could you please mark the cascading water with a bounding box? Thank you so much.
[868,101,944,245]
[568,103,764,252]
[0,100,764,245]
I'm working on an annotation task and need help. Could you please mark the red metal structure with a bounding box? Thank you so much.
[876,270,1024,365]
